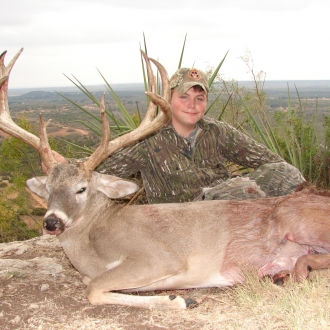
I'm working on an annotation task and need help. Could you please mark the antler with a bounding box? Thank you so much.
[0,48,171,176]
[82,50,171,174]
[0,49,57,173]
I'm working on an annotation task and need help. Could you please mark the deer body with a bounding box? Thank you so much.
[26,164,330,310]
[3,49,330,310]
[59,188,330,287]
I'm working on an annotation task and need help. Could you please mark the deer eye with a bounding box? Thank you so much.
[76,187,86,194]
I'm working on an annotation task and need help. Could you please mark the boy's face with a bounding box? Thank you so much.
[170,87,207,136]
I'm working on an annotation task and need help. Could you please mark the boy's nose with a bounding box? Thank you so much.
[187,99,196,109]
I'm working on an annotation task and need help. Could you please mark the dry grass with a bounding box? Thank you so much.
[229,269,330,329]
[1,236,330,329]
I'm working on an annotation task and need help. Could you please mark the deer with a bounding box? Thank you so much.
[2,49,330,310]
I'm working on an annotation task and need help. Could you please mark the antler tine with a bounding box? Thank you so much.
[0,48,23,77]
[148,57,171,103]
[0,49,57,174]
[140,50,156,94]
[139,51,172,126]
[0,49,38,149]
[80,52,172,173]
[104,52,171,154]
[139,50,157,125]
[83,93,110,175]
[144,57,171,120]
[39,115,58,170]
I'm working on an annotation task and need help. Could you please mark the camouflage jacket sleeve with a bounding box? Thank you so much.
[66,140,147,178]
[212,118,283,168]
[96,140,147,177]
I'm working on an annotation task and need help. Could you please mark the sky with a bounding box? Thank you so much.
[2,0,330,89]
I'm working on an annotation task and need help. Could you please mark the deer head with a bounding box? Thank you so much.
[0,48,172,234]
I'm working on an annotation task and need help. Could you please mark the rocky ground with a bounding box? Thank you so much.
[0,235,236,329]
[1,235,330,330]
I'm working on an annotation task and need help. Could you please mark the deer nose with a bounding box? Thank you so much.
[44,215,61,232]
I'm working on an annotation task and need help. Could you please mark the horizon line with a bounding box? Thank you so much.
[9,79,330,90]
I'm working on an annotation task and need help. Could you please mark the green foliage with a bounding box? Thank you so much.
[4,39,330,244]
[56,38,330,190]
[0,117,72,179]
[272,107,317,181]
[0,117,73,242]
[239,82,330,188]
[206,50,330,188]
[0,186,40,243]
[0,119,40,242]
[0,118,41,183]
[58,36,228,155]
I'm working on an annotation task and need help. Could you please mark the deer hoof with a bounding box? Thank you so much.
[185,298,198,308]
[272,271,291,286]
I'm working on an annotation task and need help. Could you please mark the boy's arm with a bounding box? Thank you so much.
[220,122,284,168]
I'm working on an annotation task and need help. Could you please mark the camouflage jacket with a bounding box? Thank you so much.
[100,117,284,204]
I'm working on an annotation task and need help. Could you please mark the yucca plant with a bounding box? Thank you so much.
[57,35,229,154]
[57,36,330,188]
[240,82,330,188]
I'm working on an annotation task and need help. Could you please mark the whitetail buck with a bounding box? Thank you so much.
[2,49,330,310]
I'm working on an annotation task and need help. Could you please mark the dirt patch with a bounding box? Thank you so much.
[1,235,330,329]
[49,127,89,137]
[0,236,231,329]
[0,127,89,139]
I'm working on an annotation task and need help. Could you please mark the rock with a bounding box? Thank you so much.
[28,303,39,310]
[40,283,50,291]
[0,234,61,258]
[0,235,64,279]
[0,257,63,276]
[10,315,21,324]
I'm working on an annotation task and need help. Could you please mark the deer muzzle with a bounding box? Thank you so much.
[44,214,65,235]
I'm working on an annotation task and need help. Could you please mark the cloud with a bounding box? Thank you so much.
[2,0,330,87]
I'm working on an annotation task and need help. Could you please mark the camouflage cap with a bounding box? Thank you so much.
[170,68,209,95]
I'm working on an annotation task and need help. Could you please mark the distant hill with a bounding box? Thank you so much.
[9,80,330,97]
[8,83,145,96]
[233,80,330,99]
[239,80,330,90]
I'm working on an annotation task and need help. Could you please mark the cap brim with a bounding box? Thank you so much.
[175,82,209,94]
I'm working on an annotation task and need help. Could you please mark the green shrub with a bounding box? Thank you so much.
[0,188,40,243]
[31,208,47,216]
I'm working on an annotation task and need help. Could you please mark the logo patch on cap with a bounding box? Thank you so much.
[188,69,201,80]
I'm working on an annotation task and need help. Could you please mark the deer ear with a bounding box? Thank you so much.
[94,173,139,199]
[26,177,49,199]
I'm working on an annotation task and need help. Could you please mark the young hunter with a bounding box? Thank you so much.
[55,68,306,204]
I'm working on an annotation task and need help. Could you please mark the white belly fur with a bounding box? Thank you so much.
[123,271,235,292]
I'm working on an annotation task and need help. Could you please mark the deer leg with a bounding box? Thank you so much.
[292,253,330,281]
[82,276,91,285]
[272,254,330,285]
[85,262,196,310]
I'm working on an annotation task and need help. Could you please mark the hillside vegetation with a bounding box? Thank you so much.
[1,80,330,243]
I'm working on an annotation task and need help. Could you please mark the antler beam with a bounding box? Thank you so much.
[83,50,171,173]
[1,49,171,175]
[0,49,57,172]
